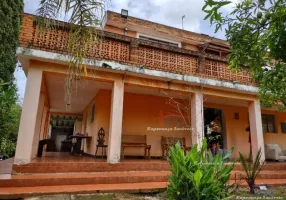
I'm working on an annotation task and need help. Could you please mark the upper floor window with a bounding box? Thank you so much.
[138,34,180,47]
[205,49,220,56]
[262,114,276,133]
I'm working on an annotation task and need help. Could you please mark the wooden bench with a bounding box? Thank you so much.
[121,135,151,159]
[161,136,191,157]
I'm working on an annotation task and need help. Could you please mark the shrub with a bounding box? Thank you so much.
[167,139,235,200]
[239,148,264,194]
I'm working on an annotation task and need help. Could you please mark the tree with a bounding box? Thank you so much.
[36,0,106,107]
[202,0,286,111]
[0,0,24,82]
[0,0,23,158]
[0,82,21,158]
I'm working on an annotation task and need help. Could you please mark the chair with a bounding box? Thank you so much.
[95,128,108,158]
[161,136,191,158]
[60,137,73,152]
[121,135,151,159]
[265,144,286,161]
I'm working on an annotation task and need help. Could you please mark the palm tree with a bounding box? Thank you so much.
[36,0,106,108]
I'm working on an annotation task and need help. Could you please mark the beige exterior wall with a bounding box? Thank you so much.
[82,90,192,157]
[81,90,286,159]
[104,24,137,37]
[74,119,82,134]
[262,111,286,149]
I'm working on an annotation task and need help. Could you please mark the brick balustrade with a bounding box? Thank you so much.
[19,14,254,85]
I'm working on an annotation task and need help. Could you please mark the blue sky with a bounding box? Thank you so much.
[16,0,238,99]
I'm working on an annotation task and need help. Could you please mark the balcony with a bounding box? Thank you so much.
[19,14,254,86]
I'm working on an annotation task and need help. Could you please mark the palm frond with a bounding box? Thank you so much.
[36,0,106,108]
[62,0,104,107]
[36,0,62,31]
[239,148,264,194]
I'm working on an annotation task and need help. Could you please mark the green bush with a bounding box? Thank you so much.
[239,148,264,194]
[167,139,235,200]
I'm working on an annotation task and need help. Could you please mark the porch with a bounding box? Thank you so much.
[14,61,269,165]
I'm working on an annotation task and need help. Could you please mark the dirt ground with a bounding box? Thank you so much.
[25,192,168,200]
[25,186,286,200]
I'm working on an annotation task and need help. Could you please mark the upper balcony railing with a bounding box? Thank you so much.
[19,14,254,86]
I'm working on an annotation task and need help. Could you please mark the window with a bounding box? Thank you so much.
[138,35,179,47]
[281,122,286,133]
[205,49,220,56]
[262,114,276,133]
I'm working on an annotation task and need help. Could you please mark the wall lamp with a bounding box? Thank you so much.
[234,112,239,120]
[124,27,128,36]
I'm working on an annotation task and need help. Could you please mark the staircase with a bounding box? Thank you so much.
[0,160,170,199]
[1,160,286,199]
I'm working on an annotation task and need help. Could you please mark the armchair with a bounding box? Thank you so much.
[265,144,286,161]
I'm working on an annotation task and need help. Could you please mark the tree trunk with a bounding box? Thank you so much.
[248,180,255,194]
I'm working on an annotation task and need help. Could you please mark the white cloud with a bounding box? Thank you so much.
[109,0,205,32]
[24,0,39,13]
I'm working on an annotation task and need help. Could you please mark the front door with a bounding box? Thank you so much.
[203,107,226,151]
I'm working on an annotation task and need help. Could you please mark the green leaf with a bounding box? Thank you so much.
[204,12,212,20]
[194,169,203,187]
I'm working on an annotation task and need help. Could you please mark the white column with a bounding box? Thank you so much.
[107,78,124,163]
[248,99,265,162]
[14,68,43,165]
[191,92,204,148]
[31,93,45,158]
[39,106,48,140]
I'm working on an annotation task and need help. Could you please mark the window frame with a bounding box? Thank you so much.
[136,33,181,48]
[281,122,286,133]
[261,114,277,133]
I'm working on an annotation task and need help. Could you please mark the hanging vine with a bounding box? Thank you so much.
[36,0,105,109]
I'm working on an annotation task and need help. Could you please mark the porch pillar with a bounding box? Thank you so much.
[107,78,124,163]
[191,91,204,148]
[248,99,265,162]
[31,93,45,158]
[39,106,48,140]
[14,68,43,165]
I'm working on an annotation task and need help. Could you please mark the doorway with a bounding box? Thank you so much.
[203,107,226,150]
[50,115,82,152]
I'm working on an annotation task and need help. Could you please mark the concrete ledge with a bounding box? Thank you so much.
[17,47,258,95]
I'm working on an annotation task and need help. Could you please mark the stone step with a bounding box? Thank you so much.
[231,170,286,180]
[3,169,286,188]
[0,182,169,199]
[0,171,170,187]
[13,161,285,174]
[12,161,170,174]
[229,179,286,186]
[233,163,286,171]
